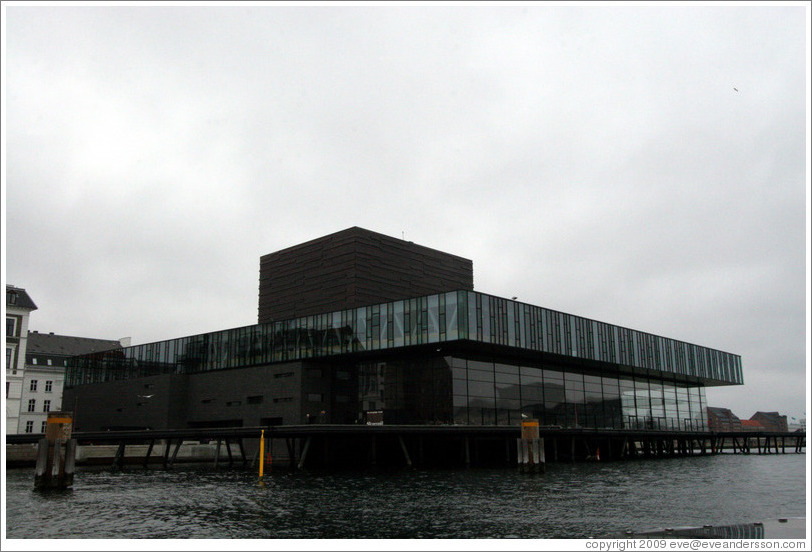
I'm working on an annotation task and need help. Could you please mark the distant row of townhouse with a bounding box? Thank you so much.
[707,406,802,433]
[5,285,127,435]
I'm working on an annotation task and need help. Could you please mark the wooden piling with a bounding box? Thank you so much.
[238,438,248,467]
[398,436,412,467]
[369,436,377,466]
[144,440,155,468]
[225,439,234,467]
[112,442,126,469]
[286,438,296,468]
[297,437,312,470]
[169,440,182,467]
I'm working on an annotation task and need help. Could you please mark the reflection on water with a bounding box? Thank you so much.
[5,453,806,539]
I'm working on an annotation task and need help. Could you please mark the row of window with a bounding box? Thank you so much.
[27,399,51,412]
[30,358,62,366]
[209,394,322,405]
[29,380,55,392]
[348,357,708,430]
[23,420,48,434]
[198,394,300,406]
[66,291,743,387]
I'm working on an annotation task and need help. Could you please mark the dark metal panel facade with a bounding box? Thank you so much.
[258,227,474,322]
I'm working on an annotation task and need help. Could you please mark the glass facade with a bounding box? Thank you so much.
[65,290,735,430]
[441,356,706,431]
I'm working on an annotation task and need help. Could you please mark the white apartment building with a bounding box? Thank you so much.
[19,331,126,434]
[5,285,38,434]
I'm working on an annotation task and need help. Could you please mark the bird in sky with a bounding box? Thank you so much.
[138,394,154,399]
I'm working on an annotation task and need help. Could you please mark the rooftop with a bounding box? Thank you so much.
[27,331,123,357]
[6,285,38,310]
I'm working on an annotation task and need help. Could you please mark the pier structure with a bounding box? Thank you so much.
[8,425,805,471]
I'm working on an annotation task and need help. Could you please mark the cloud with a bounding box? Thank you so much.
[3,4,808,421]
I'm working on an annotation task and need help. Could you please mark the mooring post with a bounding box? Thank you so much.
[34,411,76,489]
[517,419,544,472]
[258,430,265,479]
[214,438,222,468]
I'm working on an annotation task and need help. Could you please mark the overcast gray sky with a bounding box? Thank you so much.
[3,3,809,423]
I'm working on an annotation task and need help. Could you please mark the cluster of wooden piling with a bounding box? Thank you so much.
[35,411,77,489]
[517,419,545,472]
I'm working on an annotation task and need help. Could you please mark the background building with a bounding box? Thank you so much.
[65,228,744,433]
[5,285,38,434]
[739,419,764,432]
[18,331,127,434]
[749,411,788,433]
[706,406,742,432]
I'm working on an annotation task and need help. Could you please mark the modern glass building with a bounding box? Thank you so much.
[65,288,742,432]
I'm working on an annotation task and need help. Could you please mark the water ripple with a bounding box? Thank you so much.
[5,453,806,539]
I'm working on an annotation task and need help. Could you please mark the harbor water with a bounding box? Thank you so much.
[4,453,807,539]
